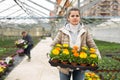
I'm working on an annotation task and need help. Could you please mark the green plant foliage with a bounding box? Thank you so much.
[95,40,120,55]
[0,36,40,58]
[98,57,120,70]
[97,72,120,80]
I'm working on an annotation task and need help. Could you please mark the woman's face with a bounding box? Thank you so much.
[67,11,80,25]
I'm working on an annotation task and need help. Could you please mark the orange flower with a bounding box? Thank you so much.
[90,48,96,53]
[55,47,61,51]
[80,51,86,54]
[73,46,78,50]
[73,52,79,57]
[72,49,77,53]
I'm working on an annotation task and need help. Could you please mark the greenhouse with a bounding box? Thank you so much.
[0,0,120,80]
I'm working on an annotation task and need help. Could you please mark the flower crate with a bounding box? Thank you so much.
[16,49,25,56]
[49,44,99,71]
[49,59,98,71]
[15,39,28,49]
[85,71,101,80]
[4,57,14,66]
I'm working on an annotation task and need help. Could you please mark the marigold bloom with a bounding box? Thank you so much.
[73,46,78,50]
[85,72,100,80]
[55,47,61,51]
[90,48,96,53]
[73,53,79,57]
[72,49,77,53]
[81,46,88,51]
[0,67,4,72]
[56,44,62,47]
[91,64,96,67]
[85,73,90,77]
[79,52,87,58]
[88,78,92,80]
[52,49,60,55]
[63,44,69,48]
[63,49,69,55]
[95,75,100,78]
[90,73,95,77]
[90,54,97,58]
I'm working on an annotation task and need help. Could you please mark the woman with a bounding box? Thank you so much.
[51,7,101,80]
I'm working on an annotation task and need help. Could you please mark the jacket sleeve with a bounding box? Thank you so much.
[86,29,102,59]
[51,31,62,47]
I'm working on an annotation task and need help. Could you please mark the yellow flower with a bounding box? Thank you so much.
[88,78,92,80]
[56,44,62,47]
[0,67,4,73]
[95,75,99,78]
[79,52,87,58]
[91,64,96,67]
[63,44,69,48]
[85,72,100,80]
[90,54,97,58]
[63,49,69,55]
[90,48,96,53]
[85,73,90,77]
[82,46,88,51]
[52,49,60,55]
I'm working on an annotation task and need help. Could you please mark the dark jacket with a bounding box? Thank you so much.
[23,34,33,46]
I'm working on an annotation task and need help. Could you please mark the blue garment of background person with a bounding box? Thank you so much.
[22,31,33,61]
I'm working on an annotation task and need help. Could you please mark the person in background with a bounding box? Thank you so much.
[51,7,101,80]
[22,31,34,62]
